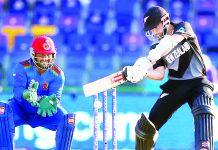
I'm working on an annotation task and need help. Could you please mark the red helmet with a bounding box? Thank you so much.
[30,36,56,70]
[31,35,56,54]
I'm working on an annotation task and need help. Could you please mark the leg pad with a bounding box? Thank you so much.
[55,113,76,150]
[135,113,158,150]
[0,102,15,149]
[192,94,215,150]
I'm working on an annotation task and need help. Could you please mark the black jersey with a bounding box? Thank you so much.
[153,22,206,80]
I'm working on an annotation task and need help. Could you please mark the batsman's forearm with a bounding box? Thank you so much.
[145,66,165,80]
[147,34,184,63]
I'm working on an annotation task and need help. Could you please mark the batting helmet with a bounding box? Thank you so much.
[30,36,56,70]
[143,6,169,31]
[143,6,170,41]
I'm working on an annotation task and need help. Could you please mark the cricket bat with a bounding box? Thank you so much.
[83,70,126,97]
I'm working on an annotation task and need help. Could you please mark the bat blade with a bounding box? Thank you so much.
[83,71,125,97]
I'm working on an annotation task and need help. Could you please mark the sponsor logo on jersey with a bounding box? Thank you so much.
[0,107,5,114]
[165,41,191,63]
[43,82,48,90]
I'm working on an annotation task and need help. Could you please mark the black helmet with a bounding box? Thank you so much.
[143,6,169,31]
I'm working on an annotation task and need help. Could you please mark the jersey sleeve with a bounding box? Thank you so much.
[13,63,28,102]
[149,43,166,68]
[48,69,65,101]
[174,22,195,39]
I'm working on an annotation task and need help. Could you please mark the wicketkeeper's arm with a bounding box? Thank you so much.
[13,64,29,101]
[47,70,65,102]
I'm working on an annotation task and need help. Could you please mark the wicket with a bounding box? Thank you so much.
[93,88,117,150]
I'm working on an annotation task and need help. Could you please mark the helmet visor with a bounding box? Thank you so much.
[145,23,166,42]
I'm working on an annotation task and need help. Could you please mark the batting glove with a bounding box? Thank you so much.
[122,66,144,83]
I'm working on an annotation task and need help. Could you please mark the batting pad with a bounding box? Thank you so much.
[0,102,15,149]
[135,113,158,150]
[56,113,76,150]
[192,94,214,150]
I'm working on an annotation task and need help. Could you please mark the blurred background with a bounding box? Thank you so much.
[0,0,218,149]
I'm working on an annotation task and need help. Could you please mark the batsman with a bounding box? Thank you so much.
[123,6,215,150]
[0,36,76,149]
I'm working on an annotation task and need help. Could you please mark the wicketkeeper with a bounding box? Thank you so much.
[0,36,76,150]
[123,6,215,150]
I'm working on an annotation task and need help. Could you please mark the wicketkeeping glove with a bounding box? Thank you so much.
[23,80,39,107]
[37,94,58,117]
